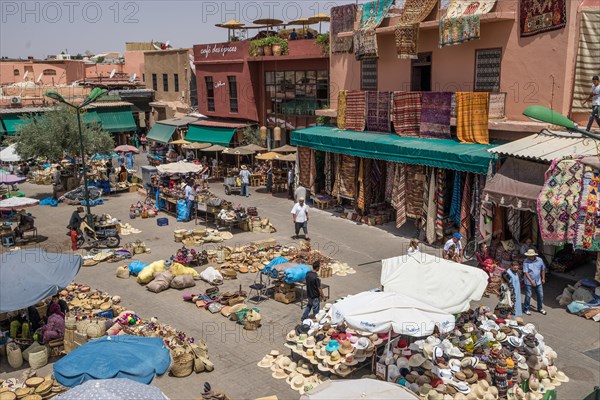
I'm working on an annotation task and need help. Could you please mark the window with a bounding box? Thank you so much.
[152,74,157,91]
[228,76,238,113]
[174,73,179,92]
[205,76,215,111]
[162,73,169,92]
[142,73,145,82]
[13,69,19,76]
[360,59,377,90]
[474,48,502,92]
[264,69,329,116]
[43,69,56,76]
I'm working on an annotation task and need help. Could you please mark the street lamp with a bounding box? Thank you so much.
[45,88,108,226]
[522,105,600,140]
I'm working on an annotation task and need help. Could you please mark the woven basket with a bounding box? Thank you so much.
[85,319,107,339]
[244,319,261,331]
[65,316,76,329]
[170,350,194,377]
[28,348,48,369]
[7,342,23,368]
[35,303,48,319]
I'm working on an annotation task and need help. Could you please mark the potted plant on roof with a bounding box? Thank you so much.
[316,33,330,56]
[249,38,264,56]
[263,37,273,56]
[267,36,289,56]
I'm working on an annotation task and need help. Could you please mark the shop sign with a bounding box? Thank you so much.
[199,44,238,59]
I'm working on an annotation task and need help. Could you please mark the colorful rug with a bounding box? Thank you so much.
[298,147,311,188]
[357,158,366,212]
[337,90,347,130]
[537,158,585,245]
[460,173,472,240]
[364,158,373,210]
[354,30,379,60]
[450,171,462,226]
[332,154,341,198]
[339,155,357,198]
[419,92,452,139]
[435,168,445,240]
[345,91,367,131]
[475,48,502,92]
[392,92,422,137]
[439,14,481,47]
[406,164,426,220]
[420,167,430,235]
[391,163,407,228]
[325,152,333,194]
[572,9,600,113]
[385,162,394,203]
[309,149,317,194]
[574,167,600,251]
[519,0,567,38]
[366,91,391,132]
[355,0,395,60]
[331,4,356,53]
[456,92,490,145]
[395,23,420,59]
[426,169,437,244]
[445,0,497,17]
[489,92,507,119]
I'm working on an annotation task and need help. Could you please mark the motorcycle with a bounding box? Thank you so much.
[76,220,121,249]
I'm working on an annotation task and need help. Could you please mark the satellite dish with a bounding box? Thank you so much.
[36,73,43,83]
[23,70,29,80]
[109,69,116,79]
[129,73,137,82]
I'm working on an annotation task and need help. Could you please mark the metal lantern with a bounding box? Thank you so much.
[260,126,267,142]
[274,126,281,141]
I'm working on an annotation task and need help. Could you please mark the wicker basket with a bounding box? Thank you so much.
[244,319,261,330]
[85,319,107,339]
[170,350,194,377]
[35,303,48,319]
[64,328,76,354]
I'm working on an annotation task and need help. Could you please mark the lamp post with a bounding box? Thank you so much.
[45,88,108,226]
[522,105,600,141]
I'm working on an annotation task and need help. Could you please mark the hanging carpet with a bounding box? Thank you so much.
[345,91,367,132]
[456,92,490,145]
[391,92,422,137]
[366,91,391,133]
[331,4,357,53]
[419,92,453,139]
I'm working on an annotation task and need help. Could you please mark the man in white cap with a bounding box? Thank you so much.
[523,249,546,315]
[291,197,309,240]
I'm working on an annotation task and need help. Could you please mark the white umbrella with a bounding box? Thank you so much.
[0,196,39,211]
[301,379,418,400]
[156,162,203,174]
[330,291,455,336]
[0,144,21,162]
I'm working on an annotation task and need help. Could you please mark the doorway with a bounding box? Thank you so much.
[411,53,432,92]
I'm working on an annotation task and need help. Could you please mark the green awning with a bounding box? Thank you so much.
[291,126,498,174]
[147,123,177,144]
[96,108,137,132]
[1,114,35,136]
[186,125,235,147]
[0,120,5,134]
[82,110,101,125]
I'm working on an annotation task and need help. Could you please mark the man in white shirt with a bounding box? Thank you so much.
[443,232,463,262]
[291,197,309,240]
[295,184,307,203]
[584,75,600,131]
[184,179,196,222]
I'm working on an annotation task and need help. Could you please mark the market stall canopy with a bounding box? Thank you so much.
[200,144,228,152]
[279,152,297,162]
[238,144,267,152]
[54,378,168,400]
[156,161,203,174]
[0,196,39,210]
[147,123,177,144]
[222,147,255,156]
[169,139,191,145]
[308,13,331,23]
[0,173,26,184]
[182,142,212,150]
[0,144,21,162]
[95,107,137,132]
[256,151,283,161]
[0,250,82,313]
[300,378,418,400]
[114,145,140,153]
[330,291,455,336]
[271,144,297,153]
[381,253,488,314]
[483,157,548,212]
[54,336,170,387]
[187,125,236,147]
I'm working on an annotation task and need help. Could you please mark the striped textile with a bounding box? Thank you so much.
[426,169,437,244]
[450,171,462,226]
[420,167,430,235]
[364,158,373,210]
[324,152,332,194]
[456,92,490,144]
[420,92,452,139]
[357,158,366,212]
[572,10,600,113]
[309,149,317,194]
[332,154,341,198]
[339,155,357,198]
[385,162,394,202]
[337,90,347,130]
[406,164,426,220]
[435,168,445,240]
[391,163,407,228]
[392,91,422,137]
[345,90,367,132]
[366,91,392,133]
[298,147,311,188]
[459,173,472,240]
[574,166,600,251]
[331,4,356,54]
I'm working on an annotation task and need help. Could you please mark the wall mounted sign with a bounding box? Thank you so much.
[199,44,238,58]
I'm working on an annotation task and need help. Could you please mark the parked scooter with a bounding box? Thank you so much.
[76,219,120,249]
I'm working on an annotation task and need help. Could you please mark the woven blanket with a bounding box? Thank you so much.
[331,4,356,53]
[392,92,422,137]
[574,167,600,251]
[406,164,426,220]
[298,147,311,188]
[460,173,472,240]
[420,92,452,139]
[366,91,391,132]
[435,168,445,240]
[537,159,585,245]
[339,155,357,198]
[391,163,408,228]
[345,91,367,131]
[450,171,462,226]
[572,10,600,112]
[489,93,506,119]
[324,152,333,194]
[337,90,347,130]
[357,158,366,211]
[309,149,317,194]
[385,162,394,202]
[354,30,379,60]
[395,23,420,59]
[456,92,490,144]
[426,170,437,244]
[361,0,395,29]
[519,0,567,38]
[332,154,341,198]
[439,14,481,47]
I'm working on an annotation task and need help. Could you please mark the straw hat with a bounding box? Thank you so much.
[241,165,248,170]
[257,356,273,368]
[524,249,538,257]
[271,366,287,379]
[276,356,293,371]
[339,340,354,355]
[268,350,280,358]
[296,360,314,376]
[290,375,306,392]
[554,371,569,383]
[326,350,343,366]
[304,336,316,349]
[286,370,299,385]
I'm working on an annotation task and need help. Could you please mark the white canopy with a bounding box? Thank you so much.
[156,162,203,174]
[0,197,39,210]
[381,253,488,314]
[300,378,418,400]
[0,145,21,162]
[330,291,455,336]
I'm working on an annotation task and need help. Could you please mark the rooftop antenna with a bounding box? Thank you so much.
[129,73,137,82]
[109,68,116,79]
[36,72,43,84]
[23,70,29,81]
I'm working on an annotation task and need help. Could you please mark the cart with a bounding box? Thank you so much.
[224,176,241,195]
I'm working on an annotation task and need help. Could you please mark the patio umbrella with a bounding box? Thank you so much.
[169,139,191,145]
[216,20,245,41]
[0,173,26,184]
[238,144,267,152]
[300,379,418,400]
[182,142,211,150]
[54,336,171,387]
[253,18,283,26]
[307,13,330,33]
[271,144,297,153]
[222,147,255,167]
[287,18,315,36]
[55,378,168,400]
[256,151,282,161]
[278,152,297,162]
[0,250,82,313]
[156,162,203,174]
[200,144,227,166]
[0,144,21,162]
[0,196,39,210]
[114,145,140,154]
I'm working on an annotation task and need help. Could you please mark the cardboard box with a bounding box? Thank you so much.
[275,292,296,304]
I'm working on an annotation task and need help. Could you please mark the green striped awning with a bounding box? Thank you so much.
[96,108,137,132]
[186,125,235,147]
[147,123,177,144]
[1,114,35,136]
[82,110,101,125]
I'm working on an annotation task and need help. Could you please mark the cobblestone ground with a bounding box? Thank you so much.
[1,181,598,400]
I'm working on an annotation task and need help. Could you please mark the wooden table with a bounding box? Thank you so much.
[313,197,336,210]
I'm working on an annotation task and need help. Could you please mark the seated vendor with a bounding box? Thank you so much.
[46,295,69,321]
[14,209,34,239]
[41,300,65,344]
[519,238,534,255]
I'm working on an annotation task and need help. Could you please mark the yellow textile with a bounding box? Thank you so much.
[337,90,347,130]
[456,92,490,145]
[137,260,166,284]
[169,262,199,277]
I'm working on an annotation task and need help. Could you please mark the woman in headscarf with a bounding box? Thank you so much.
[41,300,65,344]
[506,262,523,317]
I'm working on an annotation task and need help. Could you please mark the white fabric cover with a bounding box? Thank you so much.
[381,253,488,314]
[0,196,39,210]
[330,291,455,336]
[300,378,419,400]
[156,162,203,174]
[0,144,21,162]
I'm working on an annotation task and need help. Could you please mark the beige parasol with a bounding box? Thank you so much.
[253,18,283,26]
[255,151,282,161]
[271,144,297,153]
[238,144,267,152]
[182,142,212,150]
[278,152,297,162]
[169,139,191,145]
[216,20,245,41]
[308,13,330,33]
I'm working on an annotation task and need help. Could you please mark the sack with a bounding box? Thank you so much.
[128,260,149,276]
[29,348,49,369]
[116,266,130,279]
[170,274,196,290]
[147,270,174,293]
[137,260,166,284]
[283,264,312,284]
[169,262,199,278]
[177,200,190,222]
[200,267,223,285]
[23,342,48,362]
[7,342,23,368]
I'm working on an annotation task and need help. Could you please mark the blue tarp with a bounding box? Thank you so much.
[54,378,167,400]
[262,256,289,275]
[54,336,171,387]
[0,250,82,313]
[283,264,312,283]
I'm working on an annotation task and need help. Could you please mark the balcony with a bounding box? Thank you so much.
[248,39,327,62]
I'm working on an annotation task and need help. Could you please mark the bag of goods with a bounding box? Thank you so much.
[128,260,148,276]
[169,262,199,278]
[199,266,223,284]
[28,348,49,369]
[7,342,23,368]
[147,270,174,293]
[116,266,130,279]
[23,342,48,362]
[136,260,166,284]
[170,274,196,290]
[283,264,312,283]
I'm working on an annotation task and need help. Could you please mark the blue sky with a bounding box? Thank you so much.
[0,1,354,58]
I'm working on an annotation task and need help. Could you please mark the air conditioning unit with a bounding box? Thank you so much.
[10,96,22,105]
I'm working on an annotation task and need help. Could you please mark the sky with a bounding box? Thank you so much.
[0,0,354,58]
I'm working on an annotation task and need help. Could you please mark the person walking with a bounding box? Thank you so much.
[301,261,327,320]
[239,165,251,197]
[291,197,309,240]
[523,249,546,315]
[140,134,147,153]
[583,75,600,131]
[506,262,523,317]
[443,233,463,262]
[184,179,197,222]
